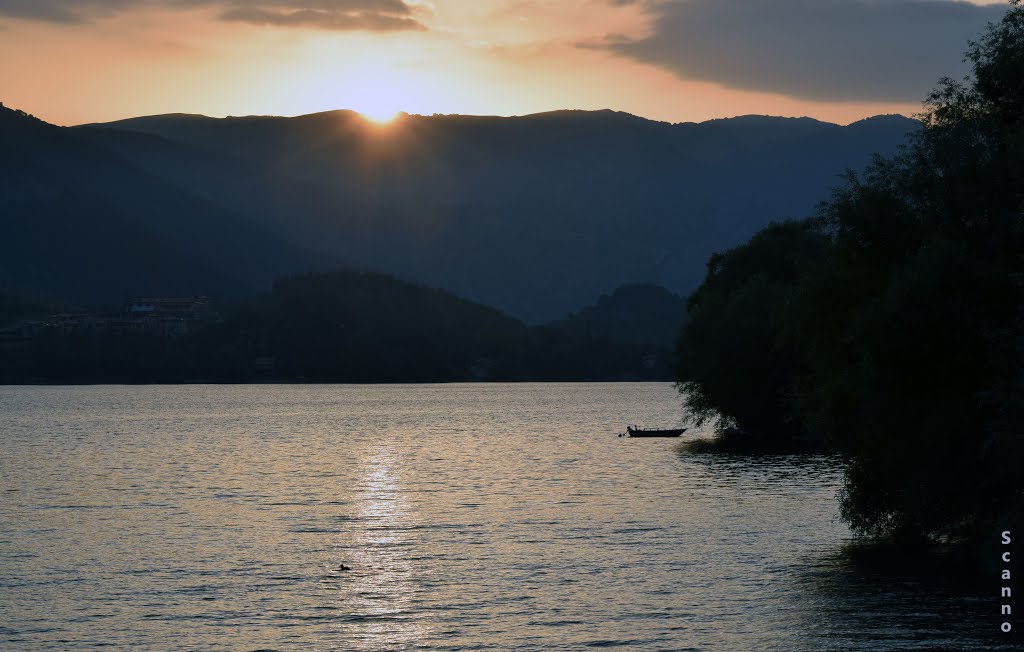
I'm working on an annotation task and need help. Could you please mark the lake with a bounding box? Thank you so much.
[0,383,1010,650]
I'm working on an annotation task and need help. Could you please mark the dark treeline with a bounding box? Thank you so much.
[0,272,684,384]
[676,3,1023,544]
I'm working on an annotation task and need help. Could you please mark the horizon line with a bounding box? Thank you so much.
[57,106,916,130]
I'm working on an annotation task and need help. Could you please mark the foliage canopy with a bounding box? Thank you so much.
[676,1,1024,541]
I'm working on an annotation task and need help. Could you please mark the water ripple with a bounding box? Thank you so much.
[0,383,1011,651]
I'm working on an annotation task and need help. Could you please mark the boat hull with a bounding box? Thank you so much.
[625,427,686,438]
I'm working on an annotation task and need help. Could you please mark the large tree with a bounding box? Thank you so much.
[677,1,1024,541]
[675,219,828,445]
[801,1,1024,541]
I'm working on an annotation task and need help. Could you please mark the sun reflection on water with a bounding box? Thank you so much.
[334,445,430,649]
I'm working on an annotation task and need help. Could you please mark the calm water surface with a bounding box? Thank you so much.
[0,384,1011,650]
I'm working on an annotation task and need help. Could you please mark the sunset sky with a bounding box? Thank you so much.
[0,0,1012,126]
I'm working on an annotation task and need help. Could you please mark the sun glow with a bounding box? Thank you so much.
[343,63,414,125]
[360,106,403,124]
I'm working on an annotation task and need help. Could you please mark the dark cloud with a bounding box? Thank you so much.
[0,0,424,31]
[607,0,1009,102]
[220,5,423,30]
[0,0,125,23]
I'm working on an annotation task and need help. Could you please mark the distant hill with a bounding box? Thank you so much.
[0,270,685,383]
[199,269,530,382]
[3,102,917,319]
[531,283,687,379]
[0,102,335,306]
[223,274,688,381]
[76,108,917,321]
[547,284,686,351]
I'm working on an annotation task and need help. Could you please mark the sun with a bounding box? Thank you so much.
[360,106,402,124]
[350,73,407,124]
[310,61,423,125]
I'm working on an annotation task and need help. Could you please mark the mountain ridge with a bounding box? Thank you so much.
[0,102,339,305]
[3,102,919,321]
[78,107,897,129]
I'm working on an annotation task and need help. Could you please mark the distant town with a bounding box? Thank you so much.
[0,296,216,342]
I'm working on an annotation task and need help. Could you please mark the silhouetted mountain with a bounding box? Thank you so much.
[198,269,531,382]
[0,103,334,305]
[2,103,917,318]
[235,276,686,381]
[530,283,687,379]
[212,274,688,382]
[74,108,917,321]
[0,270,682,383]
[548,284,686,351]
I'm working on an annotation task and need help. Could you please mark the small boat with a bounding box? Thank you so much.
[620,425,687,438]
